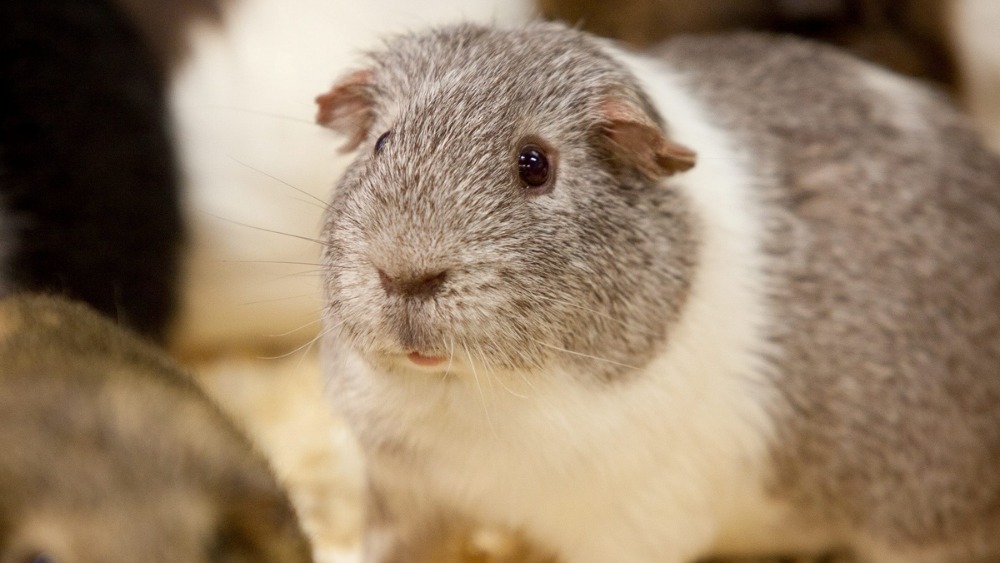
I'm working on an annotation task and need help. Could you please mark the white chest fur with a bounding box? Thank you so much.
[324,46,820,562]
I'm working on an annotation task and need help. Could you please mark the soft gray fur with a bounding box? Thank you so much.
[659,35,1000,557]
[321,25,698,381]
[319,23,1000,562]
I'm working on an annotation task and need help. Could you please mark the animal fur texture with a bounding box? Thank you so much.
[317,23,1000,562]
[0,294,313,562]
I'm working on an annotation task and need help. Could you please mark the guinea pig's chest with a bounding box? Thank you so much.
[343,346,786,545]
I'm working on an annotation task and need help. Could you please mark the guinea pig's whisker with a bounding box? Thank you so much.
[226,155,333,211]
[462,342,498,438]
[239,294,323,307]
[483,331,538,394]
[479,345,528,400]
[267,316,323,338]
[533,294,661,339]
[222,259,325,267]
[533,340,642,371]
[204,212,331,248]
[195,104,316,125]
[295,322,341,371]
[271,270,326,280]
[442,335,456,381]
[473,345,497,395]
[257,320,340,361]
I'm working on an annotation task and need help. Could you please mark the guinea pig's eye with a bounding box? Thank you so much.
[517,144,552,193]
[25,552,55,563]
[374,131,391,154]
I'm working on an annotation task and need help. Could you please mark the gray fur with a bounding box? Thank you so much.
[321,23,698,382]
[658,34,1000,559]
[320,23,1000,562]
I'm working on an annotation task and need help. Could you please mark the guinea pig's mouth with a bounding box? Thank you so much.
[406,351,447,367]
[363,349,458,377]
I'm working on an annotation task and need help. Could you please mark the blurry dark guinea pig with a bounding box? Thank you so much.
[0,294,313,563]
[0,0,220,341]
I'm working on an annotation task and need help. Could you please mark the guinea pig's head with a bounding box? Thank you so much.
[317,23,699,382]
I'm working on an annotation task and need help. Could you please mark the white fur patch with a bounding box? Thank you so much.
[324,41,819,562]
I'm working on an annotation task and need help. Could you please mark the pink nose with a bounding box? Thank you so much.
[377,269,448,298]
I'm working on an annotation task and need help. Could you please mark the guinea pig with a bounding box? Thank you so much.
[0,0,187,341]
[315,22,1000,563]
[0,294,313,563]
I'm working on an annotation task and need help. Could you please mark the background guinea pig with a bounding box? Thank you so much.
[0,294,313,563]
[316,22,1000,563]
[0,0,220,341]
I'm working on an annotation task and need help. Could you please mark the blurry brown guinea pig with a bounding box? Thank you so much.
[0,295,313,563]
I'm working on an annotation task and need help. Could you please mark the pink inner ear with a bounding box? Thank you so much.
[599,97,697,177]
[315,69,375,153]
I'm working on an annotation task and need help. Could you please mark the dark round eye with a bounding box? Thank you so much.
[27,552,54,563]
[518,144,550,189]
[374,131,391,154]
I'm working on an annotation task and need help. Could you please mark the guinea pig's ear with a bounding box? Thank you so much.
[315,69,375,153]
[598,94,697,178]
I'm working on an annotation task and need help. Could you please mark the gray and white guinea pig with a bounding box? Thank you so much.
[0,295,313,563]
[315,22,1000,563]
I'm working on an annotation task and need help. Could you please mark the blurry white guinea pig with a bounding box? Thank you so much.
[316,22,1000,563]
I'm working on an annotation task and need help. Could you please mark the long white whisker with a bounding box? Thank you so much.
[269,269,327,281]
[226,155,333,211]
[238,293,322,306]
[293,321,338,371]
[478,345,497,399]
[267,315,323,338]
[443,335,455,382]
[194,104,316,125]
[202,211,330,248]
[484,331,537,394]
[463,342,497,438]
[476,343,527,399]
[257,319,342,361]
[534,340,642,371]
[223,259,325,267]
[533,293,661,339]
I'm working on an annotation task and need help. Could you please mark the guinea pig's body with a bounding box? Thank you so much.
[0,295,313,562]
[317,24,1000,562]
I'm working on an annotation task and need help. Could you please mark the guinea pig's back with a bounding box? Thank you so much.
[0,295,313,562]
[656,33,1000,552]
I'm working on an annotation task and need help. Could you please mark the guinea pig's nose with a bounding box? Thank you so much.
[377,268,448,298]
